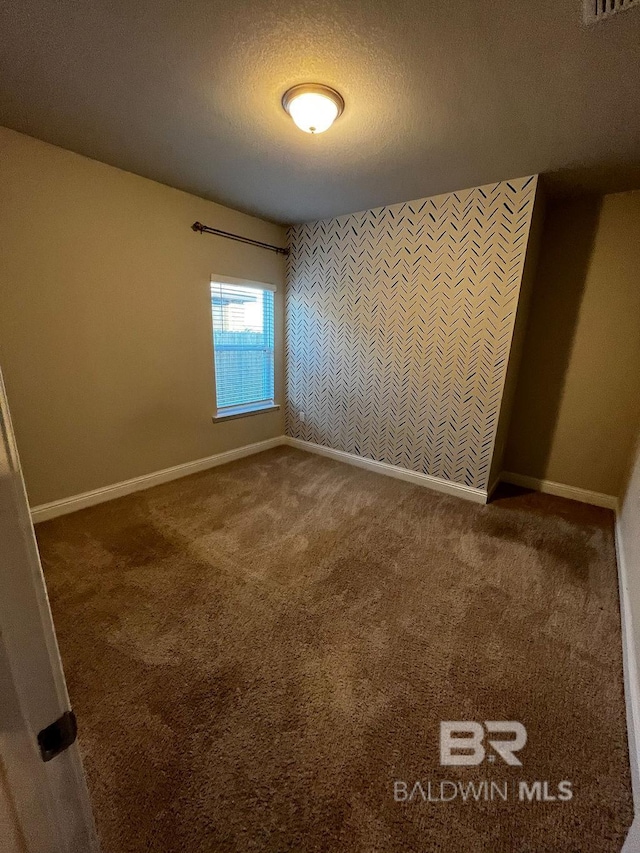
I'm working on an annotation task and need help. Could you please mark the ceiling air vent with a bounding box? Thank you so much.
[584,0,640,22]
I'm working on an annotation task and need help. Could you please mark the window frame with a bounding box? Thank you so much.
[209,275,279,422]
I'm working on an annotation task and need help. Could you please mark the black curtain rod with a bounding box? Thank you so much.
[191,221,289,256]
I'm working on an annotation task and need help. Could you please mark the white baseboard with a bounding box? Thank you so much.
[623,816,640,853]
[31,436,286,522]
[615,518,640,828]
[283,437,487,504]
[500,471,618,510]
[32,434,488,521]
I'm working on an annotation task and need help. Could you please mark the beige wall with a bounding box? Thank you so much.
[488,186,546,489]
[504,190,640,497]
[0,128,286,506]
[286,176,539,492]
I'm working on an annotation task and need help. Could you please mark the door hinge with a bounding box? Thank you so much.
[38,710,77,762]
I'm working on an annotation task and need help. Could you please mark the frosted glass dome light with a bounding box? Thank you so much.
[282,84,344,134]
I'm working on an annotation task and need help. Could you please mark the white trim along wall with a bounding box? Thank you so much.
[284,438,487,503]
[30,437,624,524]
[500,471,617,510]
[616,516,640,852]
[30,436,489,522]
[617,435,640,852]
[30,437,285,523]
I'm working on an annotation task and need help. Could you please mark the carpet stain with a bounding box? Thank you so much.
[36,448,633,853]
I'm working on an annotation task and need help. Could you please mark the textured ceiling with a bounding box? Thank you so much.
[1,0,640,224]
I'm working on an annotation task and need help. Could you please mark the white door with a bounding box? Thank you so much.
[0,368,99,853]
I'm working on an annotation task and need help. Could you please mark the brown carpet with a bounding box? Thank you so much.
[36,447,633,852]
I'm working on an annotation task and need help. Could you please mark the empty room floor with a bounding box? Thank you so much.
[36,447,632,852]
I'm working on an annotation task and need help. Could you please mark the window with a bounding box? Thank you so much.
[210,277,276,419]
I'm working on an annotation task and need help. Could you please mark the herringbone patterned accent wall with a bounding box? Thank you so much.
[285,176,538,491]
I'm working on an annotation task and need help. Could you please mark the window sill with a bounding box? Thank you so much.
[212,402,280,422]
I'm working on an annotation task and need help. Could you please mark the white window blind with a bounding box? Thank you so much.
[210,280,275,412]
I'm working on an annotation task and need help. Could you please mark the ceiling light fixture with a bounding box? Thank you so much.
[282,84,344,134]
